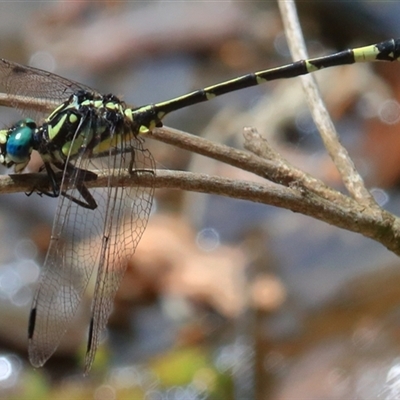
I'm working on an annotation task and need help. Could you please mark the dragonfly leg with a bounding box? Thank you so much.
[60,163,98,210]
[26,160,98,209]
[61,182,97,210]
[128,148,155,179]
[26,162,61,198]
[128,147,136,174]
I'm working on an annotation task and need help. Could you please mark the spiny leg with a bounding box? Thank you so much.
[61,163,98,210]
[25,162,61,199]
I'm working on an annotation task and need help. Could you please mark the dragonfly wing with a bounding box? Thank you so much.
[0,59,99,118]
[84,137,155,373]
[28,120,102,367]
[28,126,155,370]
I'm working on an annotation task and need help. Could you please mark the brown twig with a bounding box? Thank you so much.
[278,0,378,210]
[2,167,399,254]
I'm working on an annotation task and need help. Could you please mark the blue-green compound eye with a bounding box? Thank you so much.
[6,119,36,163]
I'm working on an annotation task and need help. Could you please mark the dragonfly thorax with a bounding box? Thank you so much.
[0,86,164,175]
[37,90,135,164]
[0,90,135,172]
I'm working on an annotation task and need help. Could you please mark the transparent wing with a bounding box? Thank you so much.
[84,138,155,373]
[27,119,99,367]
[0,58,99,118]
[28,125,154,369]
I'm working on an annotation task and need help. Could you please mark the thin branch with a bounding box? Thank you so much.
[0,93,58,114]
[149,125,367,214]
[149,126,347,201]
[243,127,350,205]
[2,168,399,255]
[278,0,378,210]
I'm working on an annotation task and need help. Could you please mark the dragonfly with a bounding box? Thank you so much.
[0,38,399,374]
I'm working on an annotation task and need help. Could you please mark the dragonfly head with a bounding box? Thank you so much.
[0,118,36,172]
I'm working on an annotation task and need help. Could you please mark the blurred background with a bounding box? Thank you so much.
[0,1,400,399]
